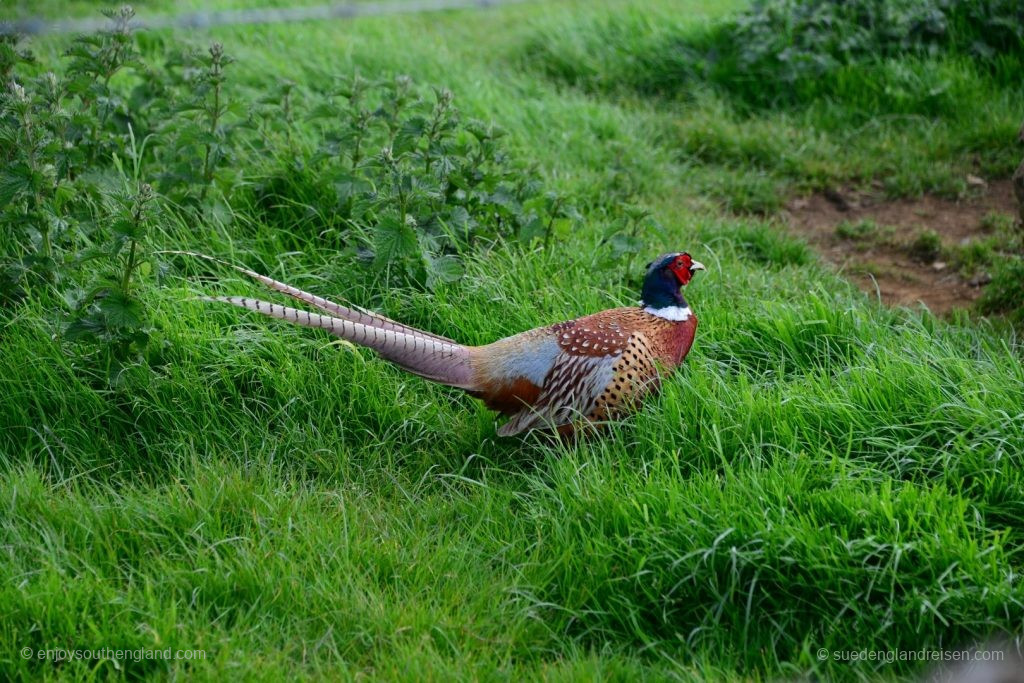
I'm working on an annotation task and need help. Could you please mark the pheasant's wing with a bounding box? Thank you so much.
[497,352,617,436]
[496,318,633,436]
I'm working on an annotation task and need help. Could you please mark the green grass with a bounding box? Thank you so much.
[521,5,1024,211]
[2,0,1024,680]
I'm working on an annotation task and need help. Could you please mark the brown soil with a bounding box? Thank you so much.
[783,179,1018,315]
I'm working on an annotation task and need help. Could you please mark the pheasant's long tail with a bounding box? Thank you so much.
[205,296,477,389]
[168,250,456,344]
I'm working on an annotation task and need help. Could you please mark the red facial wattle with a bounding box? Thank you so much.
[669,256,693,285]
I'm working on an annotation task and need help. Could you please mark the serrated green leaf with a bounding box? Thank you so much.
[518,216,547,243]
[65,314,106,342]
[98,291,144,329]
[373,213,419,265]
[333,173,373,204]
[609,233,644,257]
[0,163,33,206]
[111,217,143,240]
[426,254,464,289]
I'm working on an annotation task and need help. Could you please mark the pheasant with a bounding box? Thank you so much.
[196,252,705,436]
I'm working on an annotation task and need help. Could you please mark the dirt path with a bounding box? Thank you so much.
[784,180,1018,315]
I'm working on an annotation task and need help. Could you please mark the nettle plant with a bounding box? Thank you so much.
[293,75,577,288]
[2,5,591,381]
[63,5,142,165]
[0,8,253,379]
[0,9,161,381]
[1,77,61,293]
[0,7,145,291]
[65,179,157,384]
[155,41,243,207]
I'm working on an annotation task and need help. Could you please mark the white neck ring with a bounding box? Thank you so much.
[643,305,692,321]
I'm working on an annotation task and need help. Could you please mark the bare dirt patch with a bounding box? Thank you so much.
[784,179,1018,315]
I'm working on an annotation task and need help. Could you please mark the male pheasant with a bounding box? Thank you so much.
[199,252,705,436]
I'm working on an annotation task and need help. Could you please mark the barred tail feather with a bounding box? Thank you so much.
[168,250,457,344]
[227,265,460,345]
[206,296,477,389]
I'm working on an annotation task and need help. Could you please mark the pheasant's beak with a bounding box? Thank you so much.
[690,261,706,273]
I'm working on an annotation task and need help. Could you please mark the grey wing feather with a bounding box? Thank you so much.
[497,352,617,436]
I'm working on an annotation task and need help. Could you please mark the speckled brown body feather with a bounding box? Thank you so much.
[192,251,701,437]
[480,308,697,436]
[586,310,697,424]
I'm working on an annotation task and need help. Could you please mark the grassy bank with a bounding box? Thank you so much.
[2,0,1023,679]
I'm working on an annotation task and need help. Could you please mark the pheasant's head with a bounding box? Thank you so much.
[640,252,705,311]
